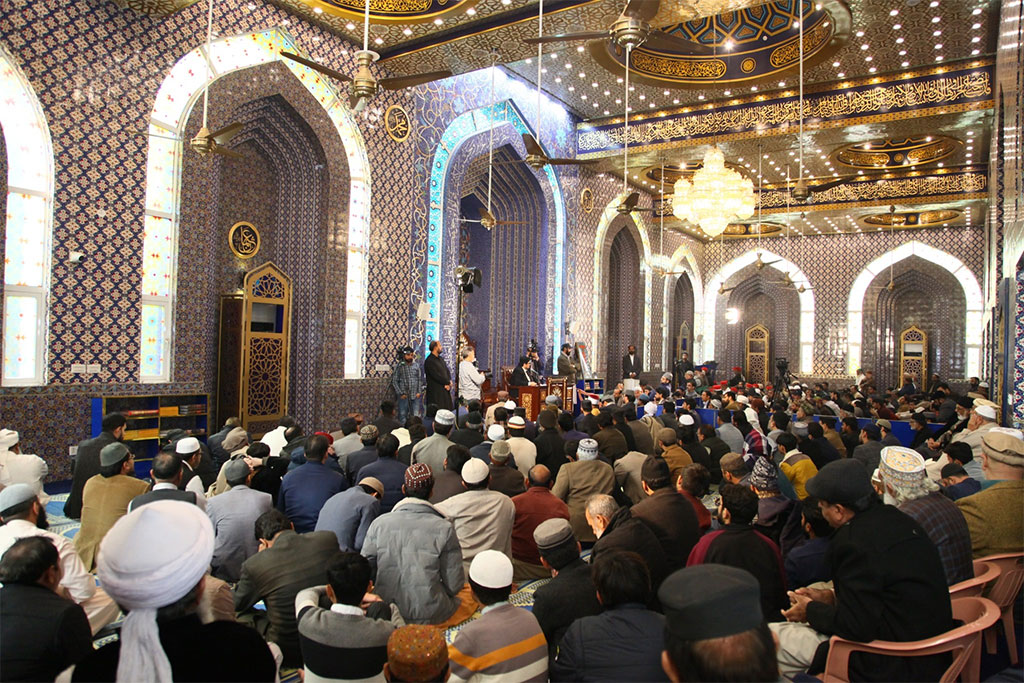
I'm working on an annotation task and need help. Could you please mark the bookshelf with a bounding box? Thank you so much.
[90,394,208,477]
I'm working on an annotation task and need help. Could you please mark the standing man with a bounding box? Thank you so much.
[528,344,544,384]
[64,413,126,520]
[557,343,582,403]
[424,341,453,411]
[392,346,422,425]
[622,344,642,383]
[458,347,487,405]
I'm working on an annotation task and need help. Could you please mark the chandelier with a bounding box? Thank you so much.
[671,146,756,238]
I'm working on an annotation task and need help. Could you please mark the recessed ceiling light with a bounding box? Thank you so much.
[971,49,980,55]
[932,16,940,22]
[893,23,902,29]
[935,43,943,49]
[864,55,872,61]
[433,17,443,24]
[466,7,476,15]
[973,7,982,14]
[890,8,899,15]
[346,22,356,29]
[313,5,322,12]
[402,27,412,35]
[933,29,941,36]
[972,36,981,42]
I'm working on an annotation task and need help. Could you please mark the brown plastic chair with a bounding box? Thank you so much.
[821,597,1000,683]
[949,560,1002,600]
[977,551,1024,665]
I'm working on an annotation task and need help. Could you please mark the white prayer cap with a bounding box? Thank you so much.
[508,416,526,428]
[578,438,599,461]
[737,395,750,405]
[175,437,201,455]
[680,415,695,426]
[487,424,505,441]
[0,483,37,515]
[469,549,513,589]
[504,400,516,410]
[97,500,214,682]
[0,429,18,450]
[976,405,997,420]
[644,402,658,417]
[979,381,989,388]
[461,458,489,485]
[434,409,455,426]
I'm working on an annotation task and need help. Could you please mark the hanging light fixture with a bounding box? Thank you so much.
[670,14,755,238]
[672,147,756,238]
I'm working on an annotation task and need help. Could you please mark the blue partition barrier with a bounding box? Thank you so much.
[694,408,940,448]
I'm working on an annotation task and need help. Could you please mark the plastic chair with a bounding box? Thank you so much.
[977,551,1024,665]
[949,560,1002,600]
[821,597,1000,683]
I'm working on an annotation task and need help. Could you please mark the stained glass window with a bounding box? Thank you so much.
[140,302,168,380]
[2,46,52,386]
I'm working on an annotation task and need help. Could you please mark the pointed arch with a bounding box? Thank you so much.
[847,240,983,377]
[140,28,370,381]
[423,84,566,370]
[703,250,815,373]
[592,194,653,376]
[659,244,703,370]
[1,43,53,386]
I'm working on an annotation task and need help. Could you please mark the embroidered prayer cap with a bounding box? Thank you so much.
[359,425,379,441]
[434,410,455,427]
[749,457,778,492]
[879,446,927,489]
[489,440,512,462]
[403,463,433,496]
[508,416,526,429]
[387,625,448,682]
[577,439,599,461]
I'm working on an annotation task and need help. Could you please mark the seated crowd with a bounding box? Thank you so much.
[0,373,1021,682]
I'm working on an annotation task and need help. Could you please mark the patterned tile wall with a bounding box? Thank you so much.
[714,264,802,376]
[1014,265,1023,429]
[861,257,967,389]
[0,0,417,475]
[702,227,985,378]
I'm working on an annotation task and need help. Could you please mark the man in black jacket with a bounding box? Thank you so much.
[771,459,953,681]
[423,341,453,410]
[531,518,602,664]
[552,550,667,682]
[622,345,642,382]
[0,536,93,681]
[587,494,669,591]
[631,457,700,571]
[64,412,126,519]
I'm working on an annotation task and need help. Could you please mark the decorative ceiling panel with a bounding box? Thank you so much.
[110,0,200,16]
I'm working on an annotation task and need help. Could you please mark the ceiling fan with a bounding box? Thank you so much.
[753,251,781,270]
[459,52,527,231]
[281,0,451,112]
[617,191,658,215]
[460,207,528,230]
[494,132,597,171]
[185,0,243,158]
[523,0,713,55]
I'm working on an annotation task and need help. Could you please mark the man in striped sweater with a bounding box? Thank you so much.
[448,550,547,682]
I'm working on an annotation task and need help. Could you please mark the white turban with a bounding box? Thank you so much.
[0,429,18,451]
[97,500,214,682]
[644,402,658,417]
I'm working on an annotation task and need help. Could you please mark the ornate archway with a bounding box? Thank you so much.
[703,250,815,373]
[140,27,371,381]
[847,240,983,378]
[422,91,566,370]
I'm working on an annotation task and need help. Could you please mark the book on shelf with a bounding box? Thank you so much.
[122,409,160,417]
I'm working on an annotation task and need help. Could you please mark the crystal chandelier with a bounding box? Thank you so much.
[671,146,756,238]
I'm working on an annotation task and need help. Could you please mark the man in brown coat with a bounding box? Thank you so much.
[956,429,1024,557]
[631,457,701,571]
[74,443,148,570]
[552,439,615,543]
[657,428,692,488]
[592,412,628,463]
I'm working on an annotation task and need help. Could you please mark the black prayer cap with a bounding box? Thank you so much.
[805,458,874,505]
[658,565,764,641]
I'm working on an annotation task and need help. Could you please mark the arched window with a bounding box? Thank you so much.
[1,46,53,386]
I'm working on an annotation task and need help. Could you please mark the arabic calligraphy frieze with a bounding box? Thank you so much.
[577,66,993,156]
[756,172,987,209]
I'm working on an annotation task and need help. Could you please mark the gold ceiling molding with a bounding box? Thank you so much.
[833,136,961,169]
[757,171,987,211]
[291,0,479,24]
[577,62,993,157]
[861,208,962,228]
[110,0,199,16]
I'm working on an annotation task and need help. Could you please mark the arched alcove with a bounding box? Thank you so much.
[861,255,966,389]
[669,272,695,364]
[177,62,344,429]
[457,145,547,371]
[715,267,801,376]
[604,219,645,383]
